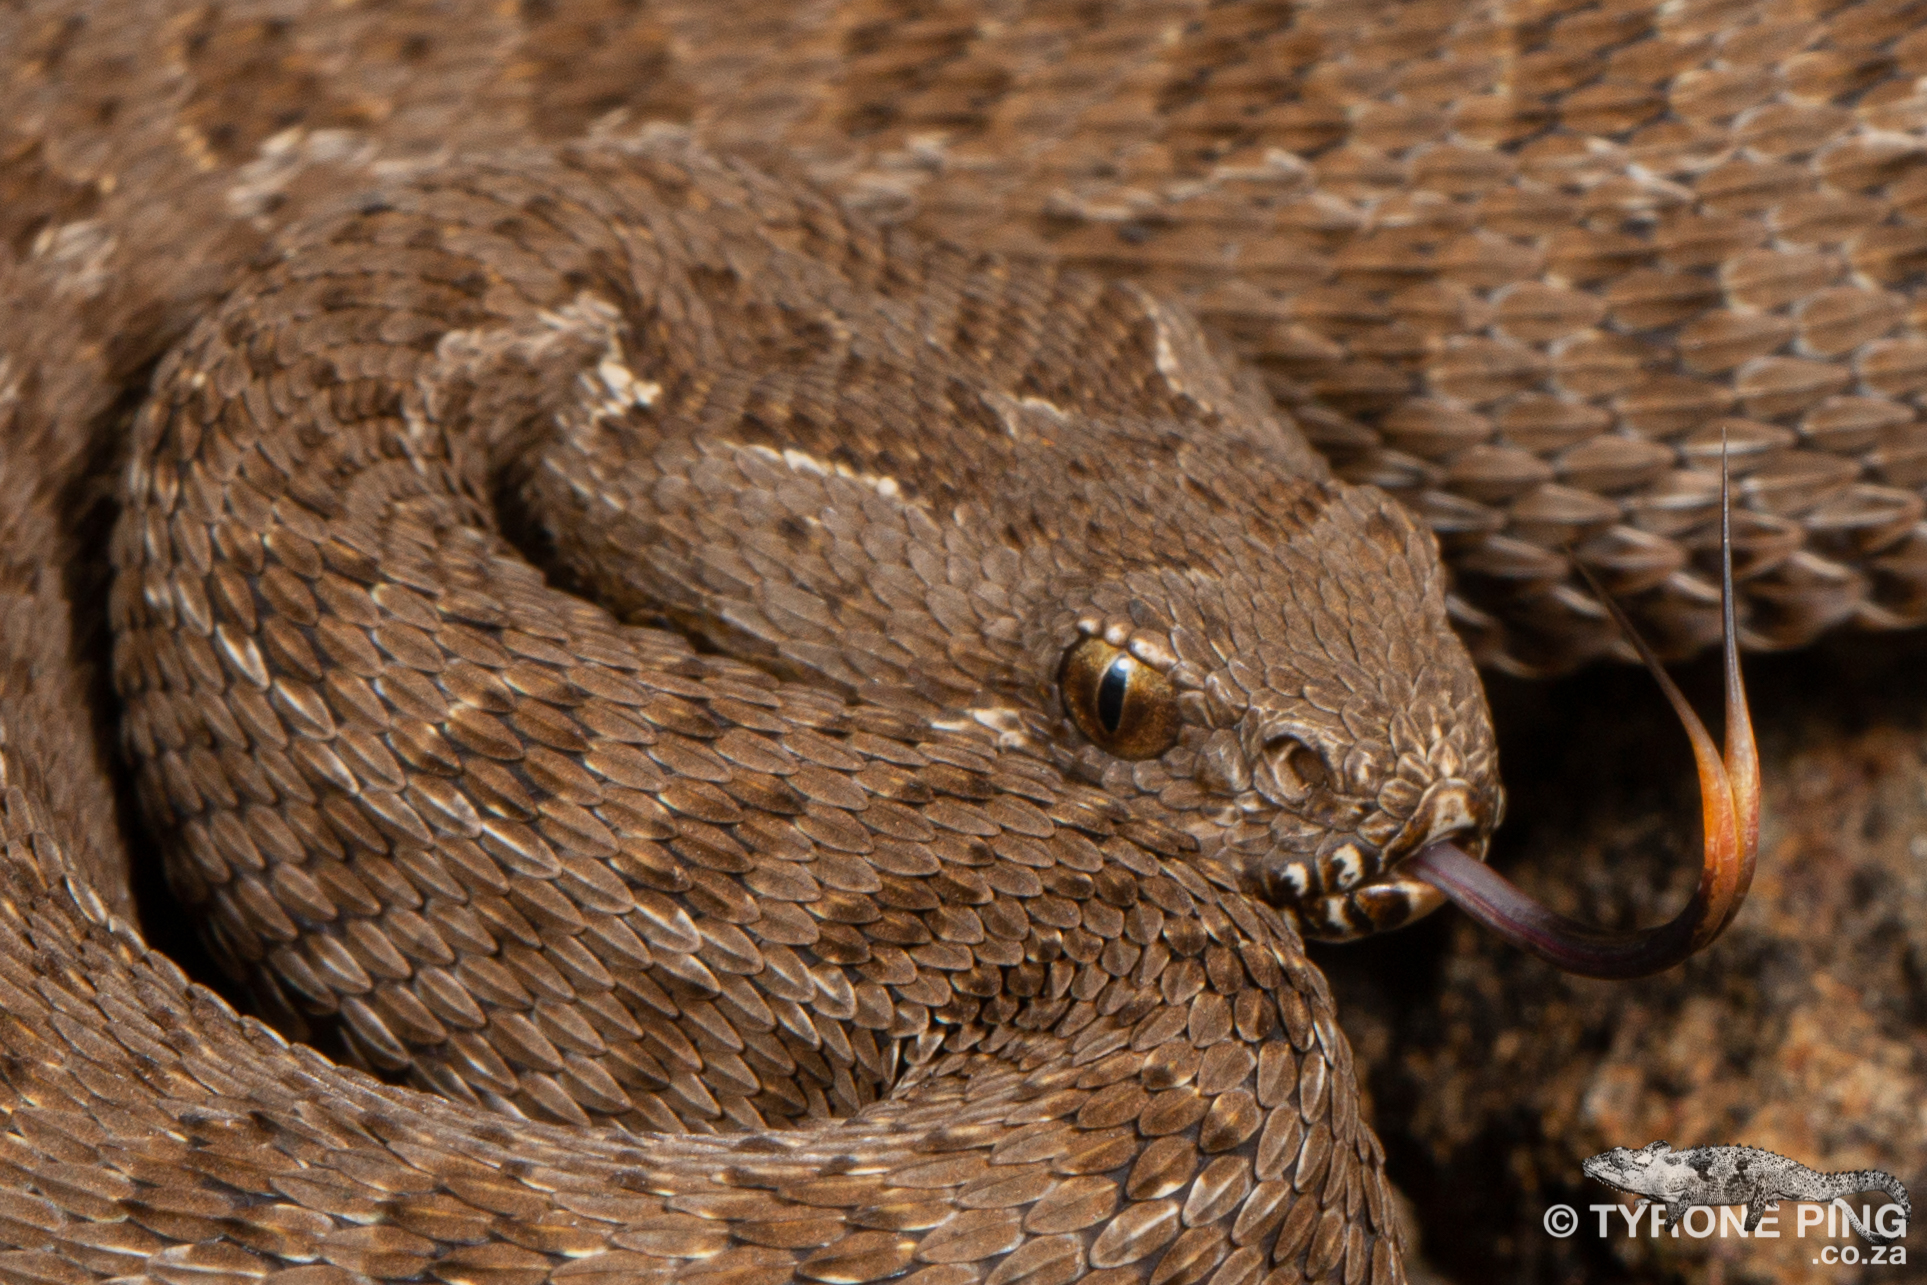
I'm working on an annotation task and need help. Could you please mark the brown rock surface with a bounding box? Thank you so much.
[1318,634,1927,1283]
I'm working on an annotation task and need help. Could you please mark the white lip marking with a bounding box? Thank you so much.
[1275,864,1309,898]
[1324,843,1365,892]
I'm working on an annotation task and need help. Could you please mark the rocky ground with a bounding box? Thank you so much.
[1320,631,1927,1283]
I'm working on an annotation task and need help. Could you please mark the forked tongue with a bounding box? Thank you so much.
[1405,444,1760,979]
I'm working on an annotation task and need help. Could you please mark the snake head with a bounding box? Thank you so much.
[1044,475,1504,941]
[537,246,1511,944]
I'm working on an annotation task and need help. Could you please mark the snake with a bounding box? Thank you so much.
[9,0,1909,1278]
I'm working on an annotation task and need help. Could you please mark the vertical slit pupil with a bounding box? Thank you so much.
[1097,657,1129,734]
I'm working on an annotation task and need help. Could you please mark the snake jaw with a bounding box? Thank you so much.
[1333,873,1449,936]
[1233,771,1502,940]
[1289,778,1499,939]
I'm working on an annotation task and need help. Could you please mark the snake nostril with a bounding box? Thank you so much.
[1261,735,1330,799]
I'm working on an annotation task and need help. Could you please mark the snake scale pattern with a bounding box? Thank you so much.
[0,0,1918,1281]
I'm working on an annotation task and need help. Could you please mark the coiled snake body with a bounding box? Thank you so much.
[0,0,1904,1280]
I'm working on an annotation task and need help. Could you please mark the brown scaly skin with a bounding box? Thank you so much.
[16,1,1927,687]
[504,158,1499,937]
[0,4,1493,1281]
[0,0,1905,1279]
[94,136,1480,1281]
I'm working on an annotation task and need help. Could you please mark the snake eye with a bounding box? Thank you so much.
[1059,637,1181,760]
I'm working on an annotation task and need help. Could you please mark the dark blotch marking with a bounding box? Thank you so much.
[777,514,814,551]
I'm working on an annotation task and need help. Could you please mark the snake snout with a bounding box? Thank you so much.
[1240,778,1495,940]
[1292,779,1498,939]
[1383,779,1491,867]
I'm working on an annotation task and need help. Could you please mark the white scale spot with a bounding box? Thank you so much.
[1275,864,1309,898]
[225,128,376,223]
[596,357,659,410]
[737,444,905,499]
[33,220,117,299]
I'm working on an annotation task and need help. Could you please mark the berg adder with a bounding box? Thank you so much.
[10,0,1910,1280]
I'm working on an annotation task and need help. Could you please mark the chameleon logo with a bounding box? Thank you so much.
[1584,1141,1911,1246]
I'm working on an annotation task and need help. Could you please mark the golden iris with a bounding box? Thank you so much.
[1059,637,1181,760]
